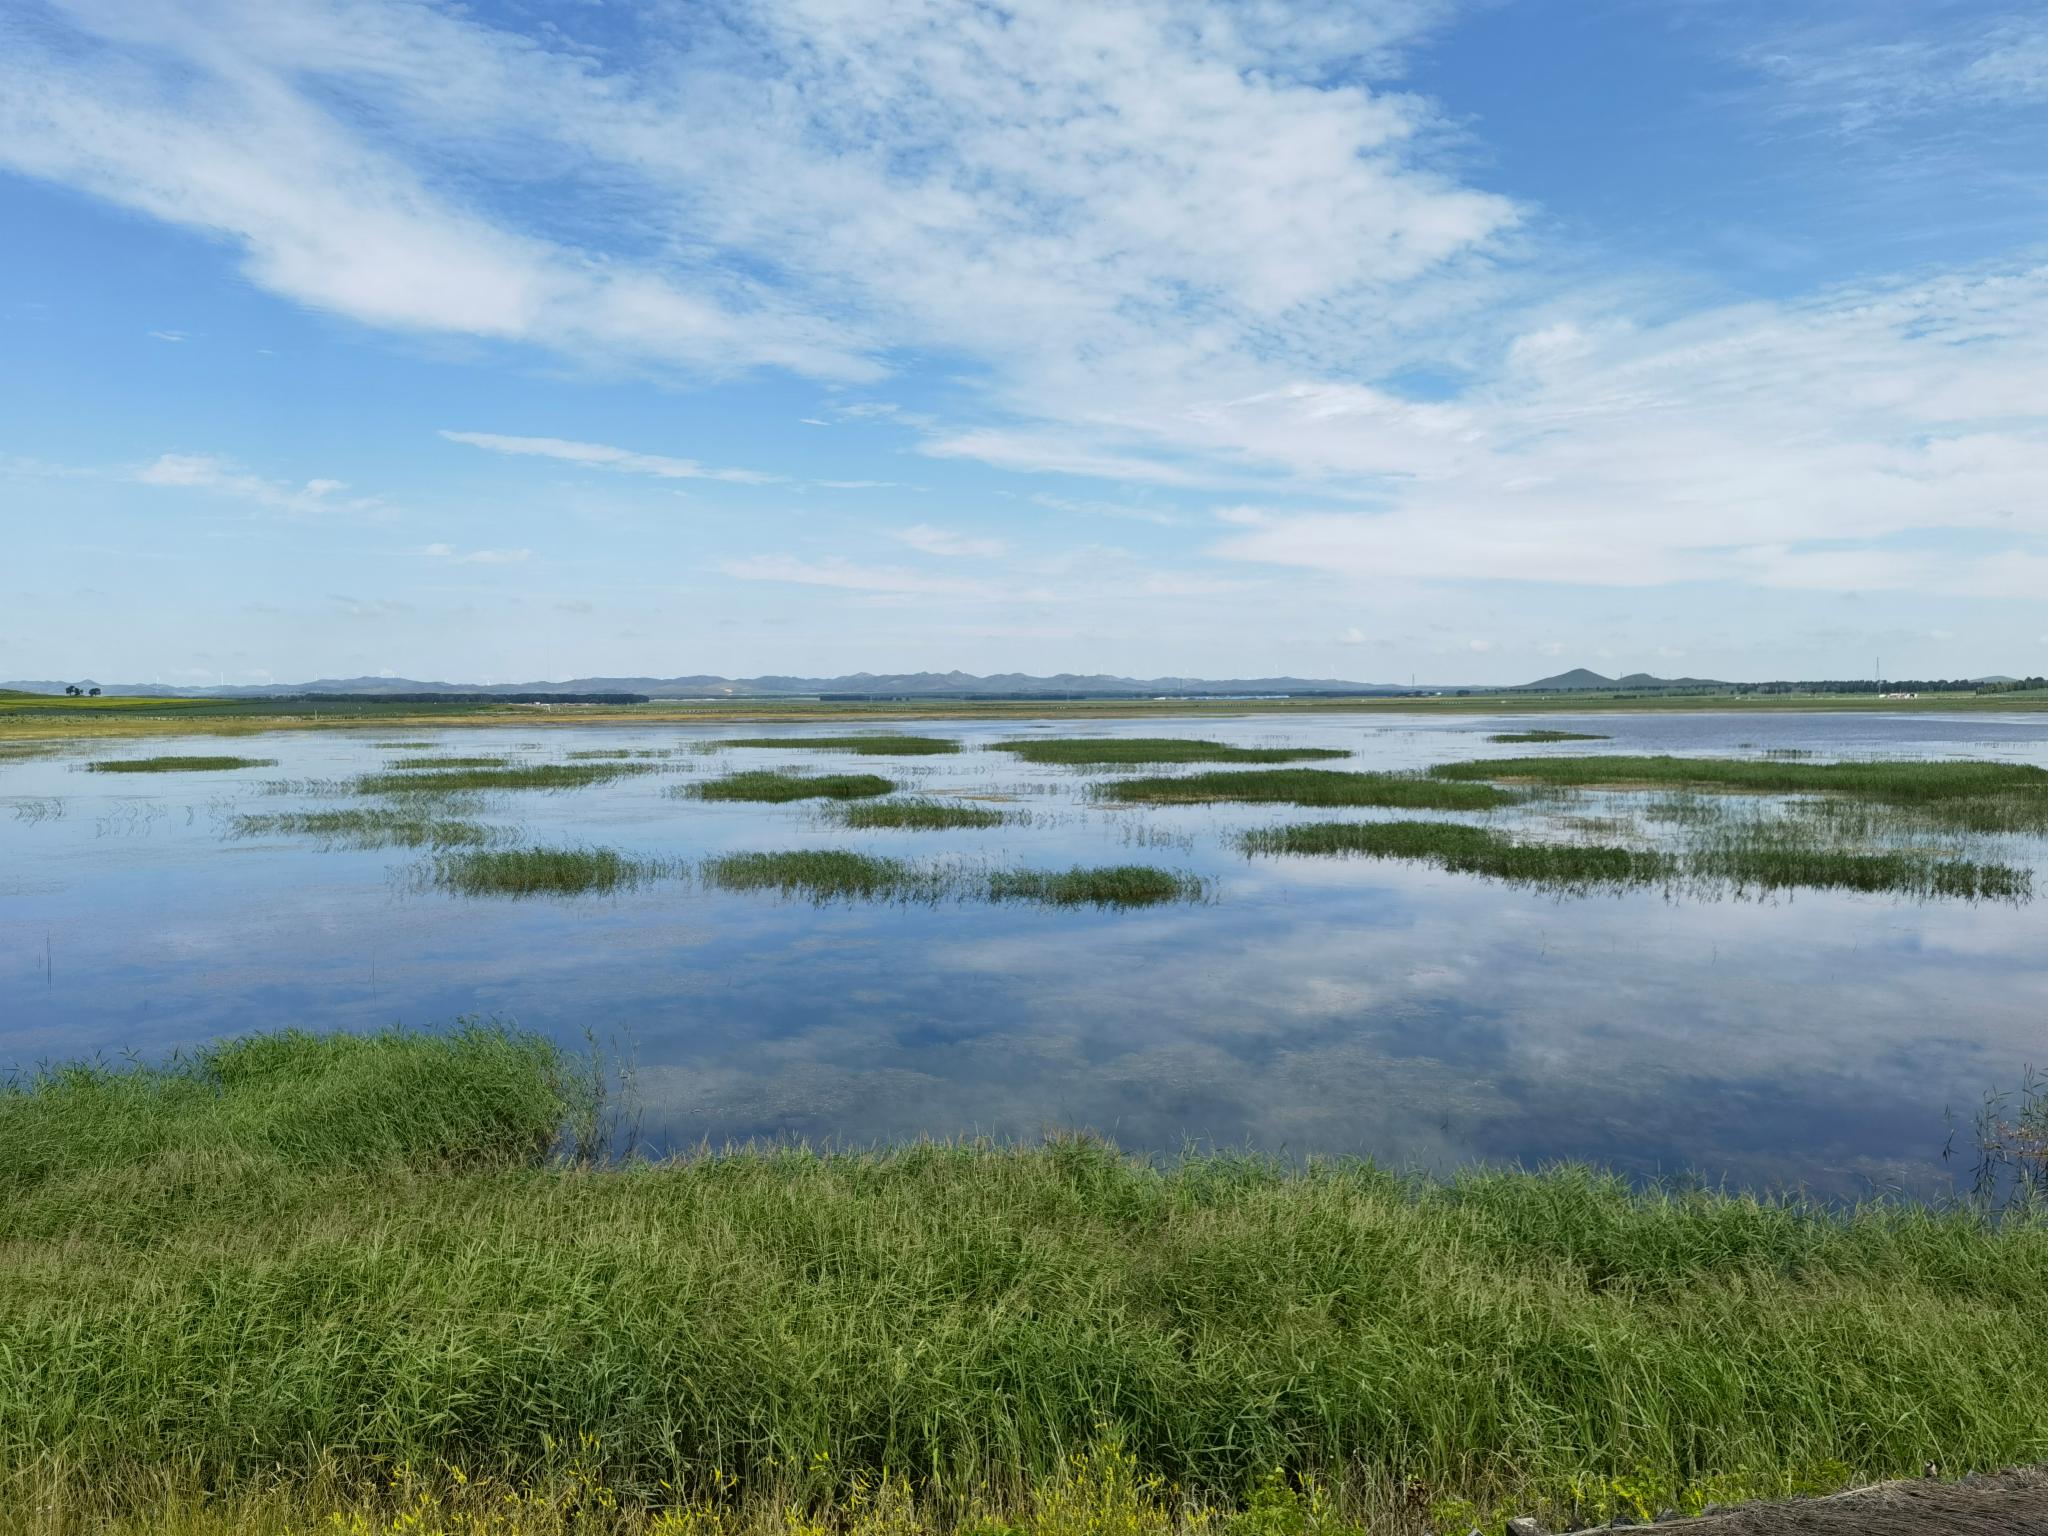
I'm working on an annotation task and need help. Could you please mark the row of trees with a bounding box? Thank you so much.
[62,684,101,697]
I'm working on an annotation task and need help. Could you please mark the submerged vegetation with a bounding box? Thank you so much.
[1242,820,1672,890]
[229,807,495,851]
[717,734,960,755]
[1487,730,1609,744]
[86,754,276,773]
[427,845,677,897]
[834,797,1014,830]
[386,753,514,770]
[1102,768,1515,810]
[689,770,897,802]
[359,761,663,795]
[6,1024,2048,1534]
[994,737,1349,765]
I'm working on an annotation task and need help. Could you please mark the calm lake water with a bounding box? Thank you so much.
[5,710,2046,1196]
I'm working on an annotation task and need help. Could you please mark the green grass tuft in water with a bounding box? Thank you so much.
[1241,820,1672,889]
[834,798,1015,830]
[986,864,1208,907]
[386,754,513,770]
[1102,768,1515,810]
[1487,730,1609,744]
[994,737,1349,765]
[427,846,679,897]
[357,762,662,795]
[700,849,946,902]
[716,735,960,755]
[689,770,897,802]
[1431,755,2048,830]
[87,755,277,773]
[229,808,495,850]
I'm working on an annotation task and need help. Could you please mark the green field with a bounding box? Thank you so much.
[5,1025,2046,1535]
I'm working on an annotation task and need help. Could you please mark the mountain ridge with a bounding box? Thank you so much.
[3,668,1734,698]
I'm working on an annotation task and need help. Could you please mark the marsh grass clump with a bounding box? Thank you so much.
[0,1023,579,1192]
[717,734,961,755]
[1431,755,2048,830]
[835,798,1016,830]
[1687,824,2031,902]
[701,849,948,903]
[1487,730,1609,744]
[689,770,897,802]
[87,755,277,774]
[1242,820,1672,890]
[986,864,1207,907]
[230,808,495,851]
[358,762,661,795]
[995,737,1349,765]
[1102,768,1515,811]
[387,754,513,770]
[428,846,680,898]
[8,1023,2048,1532]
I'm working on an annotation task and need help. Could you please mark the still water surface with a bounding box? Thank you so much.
[5,710,2046,1196]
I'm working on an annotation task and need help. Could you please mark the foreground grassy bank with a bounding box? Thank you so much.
[4,1027,2047,1535]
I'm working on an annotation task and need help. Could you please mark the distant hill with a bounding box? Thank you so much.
[1519,669,1729,692]
[1,671,1418,700]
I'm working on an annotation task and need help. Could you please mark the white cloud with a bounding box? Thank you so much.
[134,453,378,516]
[439,431,775,484]
[721,555,1002,600]
[889,524,1009,559]
[420,542,531,565]
[148,329,186,342]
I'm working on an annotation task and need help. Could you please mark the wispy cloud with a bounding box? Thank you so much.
[134,453,380,516]
[419,542,531,565]
[888,524,1008,559]
[721,555,1002,600]
[439,431,776,484]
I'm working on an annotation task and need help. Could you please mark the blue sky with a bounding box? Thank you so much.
[2,0,2044,686]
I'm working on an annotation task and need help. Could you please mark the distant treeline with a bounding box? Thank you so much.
[1730,678,2048,696]
[289,691,650,705]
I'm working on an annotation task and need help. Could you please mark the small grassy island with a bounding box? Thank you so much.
[4,1026,2045,1534]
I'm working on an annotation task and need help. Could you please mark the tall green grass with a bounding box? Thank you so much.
[358,762,662,795]
[386,754,513,770]
[1687,824,2031,902]
[995,738,1349,765]
[835,798,1015,830]
[717,735,960,755]
[1487,730,1608,744]
[87,755,277,773]
[428,846,679,897]
[1431,755,2048,830]
[700,849,948,902]
[5,1025,2048,1530]
[1102,769,1514,810]
[1241,821,1672,889]
[689,771,897,802]
[986,865,1208,907]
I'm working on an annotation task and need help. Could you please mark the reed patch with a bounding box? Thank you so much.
[995,737,1349,765]
[86,755,277,773]
[716,734,961,755]
[688,770,897,802]
[1102,768,1515,810]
